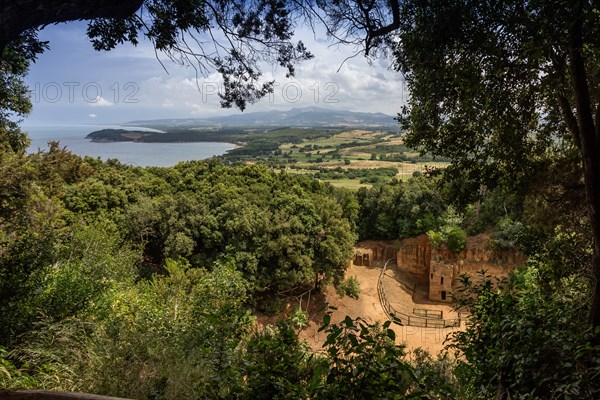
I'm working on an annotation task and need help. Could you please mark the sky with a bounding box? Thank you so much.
[23,20,408,125]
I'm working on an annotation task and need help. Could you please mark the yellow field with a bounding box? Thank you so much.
[321,179,372,190]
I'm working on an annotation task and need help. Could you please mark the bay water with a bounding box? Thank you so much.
[24,124,235,167]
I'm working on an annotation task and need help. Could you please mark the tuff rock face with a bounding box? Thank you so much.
[394,234,525,302]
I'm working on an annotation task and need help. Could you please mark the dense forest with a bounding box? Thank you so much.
[3,0,600,399]
[1,138,599,399]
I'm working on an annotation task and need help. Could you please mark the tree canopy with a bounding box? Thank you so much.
[5,1,600,398]
[1,0,316,110]
[378,0,600,333]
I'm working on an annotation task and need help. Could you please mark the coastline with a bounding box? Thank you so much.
[85,127,243,153]
[25,125,236,167]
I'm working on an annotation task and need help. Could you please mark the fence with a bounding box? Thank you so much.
[277,284,315,312]
[413,308,443,319]
[377,258,461,328]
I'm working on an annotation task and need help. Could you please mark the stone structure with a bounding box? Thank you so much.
[394,234,525,302]
[353,241,399,267]
[353,248,372,267]
[429,262,454,302]
[395,234,431,284]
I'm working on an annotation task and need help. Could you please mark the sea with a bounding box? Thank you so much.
[23,124,235,167]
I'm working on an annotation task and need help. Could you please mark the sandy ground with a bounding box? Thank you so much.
[297,262,462,355]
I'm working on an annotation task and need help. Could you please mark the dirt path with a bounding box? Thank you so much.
[298,262,462,355]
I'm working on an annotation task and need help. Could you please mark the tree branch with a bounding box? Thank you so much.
[0,0,143,52]
[556,92,582,150]
[365,0,400,55]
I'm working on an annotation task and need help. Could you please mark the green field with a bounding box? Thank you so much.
[227,129,449,189]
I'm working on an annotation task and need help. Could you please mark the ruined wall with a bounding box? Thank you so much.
[399,233,525,301]
[429,234,526,301]
[395,234,430,284]
[353,249,372,267]
[355,235,524,303]
[352,240,398,268]
[450,234,526,279]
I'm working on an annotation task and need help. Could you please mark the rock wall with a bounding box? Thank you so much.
[395,234,430,284]
[395,234,525,302]
[352,240,399,268]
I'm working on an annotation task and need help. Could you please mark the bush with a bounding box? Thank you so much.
[427,227,467,254]
[490,217,525,251]
[259,295,284,315]
[445,226,467,253]
[336,276,361,299]
[427,230,444,249]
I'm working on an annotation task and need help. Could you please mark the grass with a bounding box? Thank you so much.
[222,128,449,189]
[321,179,372,190]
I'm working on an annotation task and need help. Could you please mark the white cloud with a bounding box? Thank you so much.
[88,113,97,118]
[26,22,409,123]
[89,96,113,107]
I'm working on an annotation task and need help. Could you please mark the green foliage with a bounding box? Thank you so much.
[58,160,357,295]
[449,260,600,399]
[444,226,467,254]
[0,33,46,154]
[259,295,285,316]
[393,0,579,202]
[426,230,443,249]
[335,276,361,299]
[10,259,253,398]
[426,206,467,254]
[316,313,422,399]
[356,175,445,240]
[0,347,40,389]
[490,217,526,252]
[410,348,466,400]
[242,319,316,399]
[1,221,136,344]
[462,186,525,236]
[311,166,397,185]
[288,307,309,331]
[83,1,313,111]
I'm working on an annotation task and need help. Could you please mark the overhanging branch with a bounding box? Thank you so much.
[0,0,143,52]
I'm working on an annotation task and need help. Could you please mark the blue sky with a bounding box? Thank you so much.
[24,21,408,125]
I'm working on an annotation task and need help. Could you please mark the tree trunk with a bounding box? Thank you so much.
[0,0,143,52]
[568,3,600,339]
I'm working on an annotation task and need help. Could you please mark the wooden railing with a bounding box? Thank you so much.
[0,389,130,400]
[377,258,461,328]
[413,308,443,319]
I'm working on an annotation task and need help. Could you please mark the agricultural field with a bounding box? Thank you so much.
[222,128,450,188]
[88,125,449,188]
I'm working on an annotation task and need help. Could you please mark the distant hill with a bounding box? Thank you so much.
[124,107,397,129]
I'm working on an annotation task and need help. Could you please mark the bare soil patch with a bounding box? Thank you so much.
[298,262,461,355]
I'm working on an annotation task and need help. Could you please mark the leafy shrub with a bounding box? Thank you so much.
[0,347,40,388]
[259,295,284,316]
[449,265,600,399]
[335,276,361,299]
[426,206,467,253]
[427,230,444,248]
[490,217,525,251]
[317,314,420,398]
[428,226,467,254]
[445,226,467,253]
[289,307,309,330]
